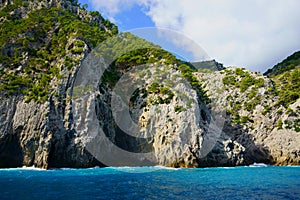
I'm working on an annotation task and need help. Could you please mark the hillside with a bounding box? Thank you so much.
[0,0,117,102]
[264,51,300,77]
[196,66,300,166]
[263,52,300,109]
[0,0,299,169]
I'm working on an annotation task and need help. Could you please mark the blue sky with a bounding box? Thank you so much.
[110,4,154,31]
[78,0,205,62]
[79,0,154,31]
[78,0,300,72]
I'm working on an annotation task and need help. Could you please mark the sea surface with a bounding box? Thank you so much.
[0,165,300,200]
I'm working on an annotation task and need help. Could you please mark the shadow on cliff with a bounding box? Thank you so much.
[46,96,104,169]
[0,96,25,168]
[197,114,274,167]
[0,132,24,168]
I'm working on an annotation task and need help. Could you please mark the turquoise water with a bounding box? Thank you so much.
[0,166,300,200]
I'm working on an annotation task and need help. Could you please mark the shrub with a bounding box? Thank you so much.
[235,68,246,76]
[232,114,240,123]
[277,120,283,129]
[262,105,271,115]
[222,75,236,85]
[294,119,300,132]
[247,88,257,99]
[273,69,300,107]
[174,105,186,113]
[284,120,293,129]
[240,116,253,124]
[71,47,84,54]
[255,78,265,87]
[0,6,119,103]
[148,82,160,94]
[239,74,255,92]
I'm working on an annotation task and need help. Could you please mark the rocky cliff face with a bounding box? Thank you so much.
[0,0,299,169]
[0,0,115,168]
[196,67,300,166]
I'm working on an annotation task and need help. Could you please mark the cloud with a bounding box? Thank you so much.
[88,0,300,72]
[86,0,150,18]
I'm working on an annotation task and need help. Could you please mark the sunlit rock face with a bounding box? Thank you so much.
[0,0,299,169]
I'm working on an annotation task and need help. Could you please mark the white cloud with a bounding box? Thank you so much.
[89,0,300,72]
[86,0,150,19]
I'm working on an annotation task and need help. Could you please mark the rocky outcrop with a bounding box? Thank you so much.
[71,55,249,168]
[190,60,225,71]
[0,47,252,169]
[1,58,299,168]
[0,0,112,168]
[0,0,106,30]
[0,0,299,169]
[196,68,300,166]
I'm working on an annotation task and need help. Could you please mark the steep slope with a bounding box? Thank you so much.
[264,51,300,109]
[0,0,249,168]
[0,0,118,168]
[0,0,299,169]
[264,51,300,77]
[196,67,300,165]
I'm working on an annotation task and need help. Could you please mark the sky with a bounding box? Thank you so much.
[79,0,300,72]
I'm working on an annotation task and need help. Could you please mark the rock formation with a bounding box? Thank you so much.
[0,0,299,169]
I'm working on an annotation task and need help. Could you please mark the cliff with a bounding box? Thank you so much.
[0,0,299,169]
[196,67,300,166]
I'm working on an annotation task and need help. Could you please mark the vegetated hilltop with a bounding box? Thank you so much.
[0,0,117,102]
[0,0,119,168]
[179,50,299,167]
[0,0,299,169]
[0,0,213,169]
[196,53,300,166]
[264,51,300,77]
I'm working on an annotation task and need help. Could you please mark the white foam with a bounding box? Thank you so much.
[154,165,180,170]
[21,166,46,170]
[0,166,46,171]
[249,163,268,167]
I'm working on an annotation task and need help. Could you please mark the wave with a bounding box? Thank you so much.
[0,166,46,171]
[20,166,46,170]
[249,163,268,168]
[153,165,180,170]
[105,165,181,173]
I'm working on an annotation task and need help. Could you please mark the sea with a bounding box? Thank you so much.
[0,164,299,200]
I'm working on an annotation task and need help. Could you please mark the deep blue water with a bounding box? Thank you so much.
[0,165,300,200]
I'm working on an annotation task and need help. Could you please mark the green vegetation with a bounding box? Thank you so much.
[294,119,300,132]
[240,116,253,124]
[244,96,260,111]
[0,4,118,102]
[228,106,253,124]
[98,32,174,88]
[0,73,31,95]
[261,51,300,109]
[222,68,265,92]
[262,105,271,115]
[174,105,186,113]
[197,68,214,73]
[264,51,300,77]
[273,69,300,108]
[178,64,210,104]
[98,33,209,106]
[222,68,268,117]
[1,3,209,107]
[147,83,174,105]
[283,119,300,132]
[277,119,283,130]
[222,75,236,86]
